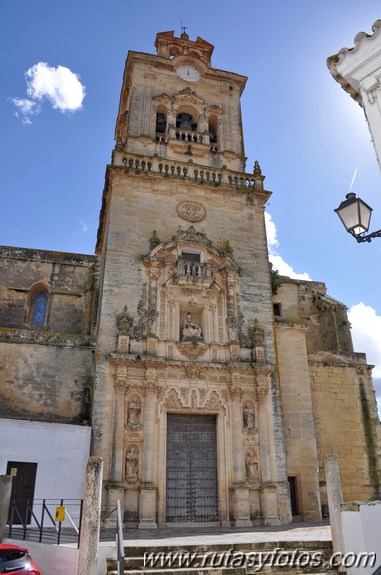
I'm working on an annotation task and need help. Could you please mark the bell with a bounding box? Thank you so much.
[177,113,193,131]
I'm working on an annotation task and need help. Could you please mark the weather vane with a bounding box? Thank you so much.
[180,20,188,37]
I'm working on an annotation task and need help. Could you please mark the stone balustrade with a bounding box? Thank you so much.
[170,126,208,145]
[118,154,264,191]
[176,259,212,279]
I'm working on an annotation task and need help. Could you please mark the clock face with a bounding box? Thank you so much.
[176,65,201,83]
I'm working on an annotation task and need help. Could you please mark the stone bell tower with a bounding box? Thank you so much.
[93,30,292,527]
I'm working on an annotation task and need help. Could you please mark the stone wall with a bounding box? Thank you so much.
[0,246,98,423]
[274,278,381,512]
[310,357,381,505]
[0,246,97,334]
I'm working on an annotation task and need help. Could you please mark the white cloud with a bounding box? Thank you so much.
[11,62,86,124]
[265,211,311,280]
[264,212,279,251]
[349,303,381,379]
[349,303,381,414]
[269,254,311,280]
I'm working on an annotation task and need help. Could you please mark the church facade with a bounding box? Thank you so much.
[1,31,380,528]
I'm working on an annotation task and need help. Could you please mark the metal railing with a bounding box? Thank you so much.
[6,498,83,547]
[102,500,125,575]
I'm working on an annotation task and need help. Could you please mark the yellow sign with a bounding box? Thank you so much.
[10,468,17,477]
[55,506,65,522]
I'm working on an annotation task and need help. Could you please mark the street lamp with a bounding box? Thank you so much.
[334,192,381,243]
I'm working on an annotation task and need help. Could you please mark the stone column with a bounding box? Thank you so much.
[229,380,251,526]
[325,454,345,557]
[0,475,12,542]
[104,371,127,528]
[111,373,127,481]
[139,369,158,528]
[168,300,176,340]
[77,457,103,575]
[256,373,271,481]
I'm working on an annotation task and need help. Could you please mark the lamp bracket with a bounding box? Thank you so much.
[355,228,381,243]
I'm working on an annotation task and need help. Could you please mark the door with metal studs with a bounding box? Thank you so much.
[166,414,218,522]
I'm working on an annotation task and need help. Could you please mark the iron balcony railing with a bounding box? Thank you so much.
[6,498,83,547]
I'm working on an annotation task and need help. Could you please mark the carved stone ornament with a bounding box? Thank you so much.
[204,390,224,411]
[164,389,184,409]
[116,306,134,335]
[184,363,202,379]
[126,430,142,442]
[177,341,207,360]
[177,201,206,223]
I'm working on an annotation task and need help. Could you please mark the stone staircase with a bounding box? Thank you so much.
[106,540,341,575]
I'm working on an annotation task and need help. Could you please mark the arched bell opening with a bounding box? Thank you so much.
[176,106,199,140]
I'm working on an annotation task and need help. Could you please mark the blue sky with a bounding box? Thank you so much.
[1,0,381,407]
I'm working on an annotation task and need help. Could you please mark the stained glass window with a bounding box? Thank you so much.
[31,292,48,326]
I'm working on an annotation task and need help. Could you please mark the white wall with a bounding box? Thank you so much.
[341,501,381,575]
[0,418,91,525]
[330,21,381,171]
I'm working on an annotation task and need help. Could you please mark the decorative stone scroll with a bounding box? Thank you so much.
[177,201,206,222]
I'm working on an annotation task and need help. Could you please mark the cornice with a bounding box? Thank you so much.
[327,19,381,105]
[108,353,272,375]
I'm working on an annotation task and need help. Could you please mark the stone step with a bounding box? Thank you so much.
[107,570,339,575]
[106,540,340,574]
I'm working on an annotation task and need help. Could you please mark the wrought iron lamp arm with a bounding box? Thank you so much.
[355,228,381,243]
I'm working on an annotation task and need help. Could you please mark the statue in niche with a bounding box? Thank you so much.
[182,312,202,339]
[125,446,139,477]
[243,404,255,431]
[245,451,258,482]
[127,398,141,429]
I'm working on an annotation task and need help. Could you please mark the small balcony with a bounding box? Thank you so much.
[168,126,209,145]
[175,259,213,286]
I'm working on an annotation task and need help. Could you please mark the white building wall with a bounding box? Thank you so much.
[341,502,381,575]
[328,20,381,170]
[0,418,91,523]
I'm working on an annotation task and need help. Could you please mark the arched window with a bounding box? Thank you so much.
[31,291,48,326]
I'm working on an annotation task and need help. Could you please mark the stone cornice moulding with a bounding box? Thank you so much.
[108,353,273,374]
[327,19,381,105]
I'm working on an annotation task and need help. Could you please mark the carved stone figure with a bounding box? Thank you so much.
[243,404,255,431]
[127,398,141,428]
[245,451,258,482]
[182,312,202,339]
[125,446,139,477]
